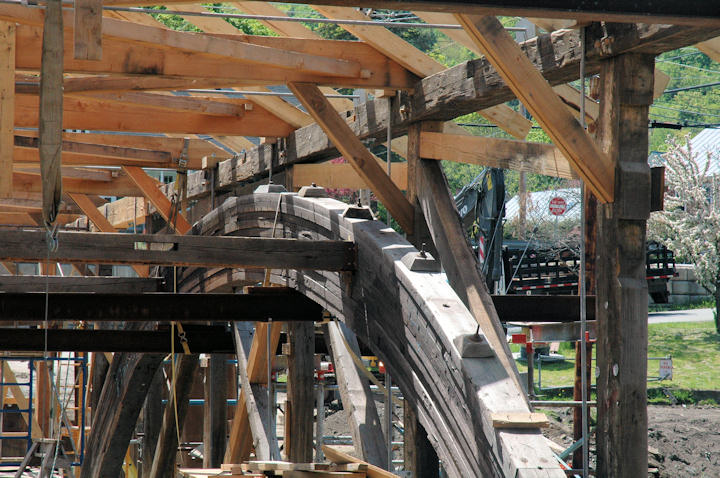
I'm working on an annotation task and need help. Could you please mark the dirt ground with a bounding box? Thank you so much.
[542,404,720,477]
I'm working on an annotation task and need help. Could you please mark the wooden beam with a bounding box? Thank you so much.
[419,131,576,179]
[287,321,315,463]
[75,91,251,117]
[292,161,408,191]
[312,5,530,139]
[413,143,523,391]
[147,354,198,478]
[595,52,654,478]
[80,351,165,478]
[69,192,149,277]
[456,14,614,202]
[0,275,161,293]
[39,0,63,225]
[322,446,398,478]
[288,82,414,232]
[12,170,143,197]
[103,0,720,27]
[0,211,79,226]
[0,291,323,322]
[141,367,163,478]
[233,322,279,461]
[404,400,439,478]
[0,229,357,271]
[74,0,103,60]
[325,321,386,468]
[122,166,192,234]
[0,21,14,198]
[16,93,294,137]
[0,325,235,353]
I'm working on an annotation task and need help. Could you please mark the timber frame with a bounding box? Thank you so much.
[0,1,714,477]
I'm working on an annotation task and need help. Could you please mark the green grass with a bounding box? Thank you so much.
[512,321,720,393]
[649,297,715,312]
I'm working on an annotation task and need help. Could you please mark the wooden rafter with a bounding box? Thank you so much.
[289,82,414,232]
[122,166,192,234]
[456,14,614,202]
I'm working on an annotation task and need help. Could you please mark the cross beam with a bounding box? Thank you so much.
[0,230,356,271]
[0,291,322,322]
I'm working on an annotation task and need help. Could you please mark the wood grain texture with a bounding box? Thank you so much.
[0,21,14,198]
[123,166,192,234]
[595,53,654,478]
[456,14,613,202]
[287,321,315,463]
[73,0,102,60]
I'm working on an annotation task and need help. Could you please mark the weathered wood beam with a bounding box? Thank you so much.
[16,93,294,137]
[595,52,654,478]
[312,5,530,139]
[419,131,576,179]
[0,291,323,322]
[74,0,102,61]
[80,351,165,478]
[179,22,717,204]
[141,368,163,478]
[147,354,198,478]
[0,21,14,198]
[106,0,720,27]
[0,325,235,353]
[0,275,161,293]
[122,166,192,234]
[233,322,280,461]
[325,321,386,468]
[287,321,315,463]
[456,14,614,202]
[39,0,63,226]
[0,230,357,271]
[289,82,414,232]
[13,170,143,197]
[203,353,227,466]
[413,134,523,391]
[69,192,149,277]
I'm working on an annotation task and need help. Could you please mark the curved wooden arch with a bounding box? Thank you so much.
[179,192,563,478]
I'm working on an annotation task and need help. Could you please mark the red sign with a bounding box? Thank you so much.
[549,197,567,216]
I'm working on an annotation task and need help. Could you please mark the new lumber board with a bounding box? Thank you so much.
[322,446,399,478]
[0,20,14,198]
[0,229,356,271]
[491,412,549,429]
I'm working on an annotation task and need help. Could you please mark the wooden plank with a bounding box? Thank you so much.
[74,0,102,60]
[292,162,407,191]
[312,5,530,139]
[288,82,414,232]
[203,354,227,467]
[325,321,387,468]
[102,0,720,27]
[142,367,163,478]
[287,321,315,463]
[281,472,365,478]
[0,229,356,271]
[322,446,399,478]
[241,461,368,472]
[456,14,614,202]
[414,145,523,392]
[491,412,549,429]
[0,21,14,198]
[403,399,438,478]
[419,131,576,179]
[0,291,323,323]
[80,351,165,478]
[0,276,159,293]
[38,0,63,226]
[15,93,294,137]
[122,166,192,234]
[147,354,198,478]
[595,53,654,478]
[69,192,148,277]
[224,321,283,463]
[233,322,280,461]
[75,91,250,117]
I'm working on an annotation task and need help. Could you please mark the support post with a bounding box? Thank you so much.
[287,321,314,463]
[148,354,199,478]
[142,368,163,478]
[203,354,227,467]
[404,400,439,478]
[595,52,654,478]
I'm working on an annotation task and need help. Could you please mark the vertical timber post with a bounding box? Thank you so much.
[403,400,439,478]
[142,368,163,478]
[203,354,227,466]
[595,52,654,478]
[287,322,314,463]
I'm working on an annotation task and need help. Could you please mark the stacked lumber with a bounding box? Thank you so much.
[223,461,369,478]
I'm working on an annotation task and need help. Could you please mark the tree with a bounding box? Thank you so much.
[648,136,720,332]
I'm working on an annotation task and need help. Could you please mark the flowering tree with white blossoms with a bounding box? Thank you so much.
[648,136,720,332]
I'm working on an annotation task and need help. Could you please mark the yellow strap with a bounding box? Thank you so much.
[175,322,191,354]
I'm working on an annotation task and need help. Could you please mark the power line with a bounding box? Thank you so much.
[663,81,720,94]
